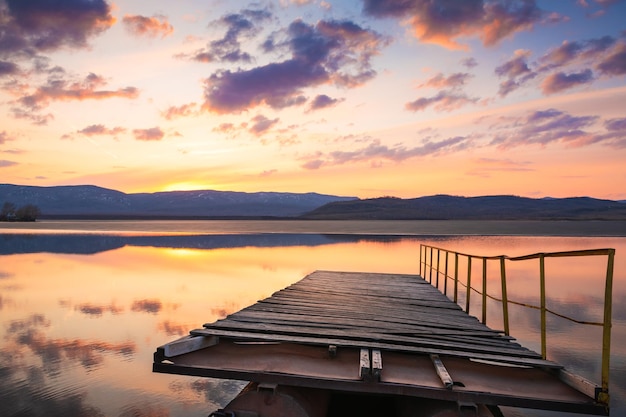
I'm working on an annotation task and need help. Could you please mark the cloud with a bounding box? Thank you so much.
[190,8,272,63]
[597,41,626,75]
[541,69,594,94]
[75,303,123,316]
[461,57,478,68]
[301,136,470,169]
[0,60,19,75]
[0,159,18,167]
[202,18,388,113]
[7,314,135,372]
[122,14,174,38]
[17,73,139,111]
[0,0,115,57]
[130,299,162,313]
[162,103,199,120]
[418,72,473,89]
[10,108,54,125]
[489,108,599,149]
[307,94,343,111]
[405,90,478,112]
[494,49,536,96]
[495,37,626,97]
[77,124,126,137]
[158,320,188,336]
[213,122,237,134]
[0,131,15,144]
[249,115,279,136]
[132,127,165,141]
[539,36,617,70]
[361,0,542,49]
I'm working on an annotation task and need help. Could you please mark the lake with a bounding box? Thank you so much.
[1,220,625,417]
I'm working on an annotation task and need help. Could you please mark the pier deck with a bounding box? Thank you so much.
[153,270,607,415]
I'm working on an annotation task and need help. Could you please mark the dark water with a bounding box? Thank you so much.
[1,220,625,417]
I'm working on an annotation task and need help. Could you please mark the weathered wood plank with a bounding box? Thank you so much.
[189,327,560,369]
[204,319,540,358]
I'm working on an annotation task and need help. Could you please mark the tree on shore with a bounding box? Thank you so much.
[0,202,41,221]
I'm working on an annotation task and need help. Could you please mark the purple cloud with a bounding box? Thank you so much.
[494,49,537,96]
[605,117,626,131]
[597,41,626,75]
[301,136,470,169]
[461,57,478,68]
[419,72,473,89]
[0,61,19,76]
[541,69,594,94]
[249,115,279,136]
[405,90,478,112]
[539,36,616,70]
[77,124,126,137]
[133,127,165,141]
[362,0,542,49]
[308,94,342,111]
[10,108,54,125]
[1,0,115,55]
[0,159,18,167]
[202,19,387,113]
[489,108,599,149]
[191,8,271,63]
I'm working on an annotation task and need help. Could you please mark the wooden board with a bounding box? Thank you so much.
[193,271,548,367]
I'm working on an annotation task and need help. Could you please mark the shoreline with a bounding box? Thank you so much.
[1,219,626,237]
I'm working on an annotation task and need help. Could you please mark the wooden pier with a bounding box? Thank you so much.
[153,270,609,416]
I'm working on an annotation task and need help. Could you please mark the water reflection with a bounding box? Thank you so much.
[0,231,623,417]
[0,233,409,255]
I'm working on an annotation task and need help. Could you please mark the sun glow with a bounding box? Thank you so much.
[160,182,214,192]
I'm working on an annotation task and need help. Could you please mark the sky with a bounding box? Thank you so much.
[0,0,625,200]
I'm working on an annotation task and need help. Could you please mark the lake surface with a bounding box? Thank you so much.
[1,220,625,417]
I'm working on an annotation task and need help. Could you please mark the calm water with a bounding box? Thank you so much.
[1,220,625,417]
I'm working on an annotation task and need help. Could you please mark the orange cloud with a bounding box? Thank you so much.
[122,14,174,38]
[19,73,139,110]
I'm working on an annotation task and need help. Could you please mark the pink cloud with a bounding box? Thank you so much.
[122,14,174,38]
[132,127,165,141]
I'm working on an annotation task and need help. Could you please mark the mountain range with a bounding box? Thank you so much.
[1,184,625,220]
[301,195,626,220]
[0,184,356,218]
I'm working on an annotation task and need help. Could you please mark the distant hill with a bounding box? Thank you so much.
[300,195,626,220]
[0,184,357,218]
[2,185,625,220]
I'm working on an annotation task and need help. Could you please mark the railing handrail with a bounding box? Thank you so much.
[419,244,615,408]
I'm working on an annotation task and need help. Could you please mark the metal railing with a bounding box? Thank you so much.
[419,244,615,407]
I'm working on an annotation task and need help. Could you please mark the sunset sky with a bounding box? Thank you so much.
[1,0,625,199]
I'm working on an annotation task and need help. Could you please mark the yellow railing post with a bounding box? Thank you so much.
[429,247,434,283]
[444,251,449,296]
[435,249,439,288]
[482,257,487,324]
[419,244,423,277]
[540,254,547,360]
[500,256,510,336]
[599,249,615,406]
[454,253,459,303]
[465,256,472,313]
